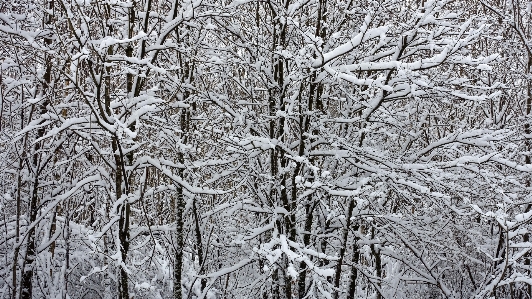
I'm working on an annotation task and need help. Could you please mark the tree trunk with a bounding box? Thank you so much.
[333,198,356,299]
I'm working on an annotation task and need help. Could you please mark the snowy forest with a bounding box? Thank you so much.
[1,0,532,298]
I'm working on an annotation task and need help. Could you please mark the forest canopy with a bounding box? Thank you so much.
[1,0,532,298]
